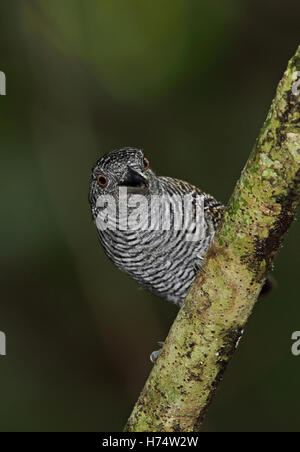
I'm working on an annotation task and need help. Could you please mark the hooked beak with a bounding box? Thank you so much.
[119,166,148,192]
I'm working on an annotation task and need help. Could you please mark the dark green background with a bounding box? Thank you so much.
[0,0,299,432]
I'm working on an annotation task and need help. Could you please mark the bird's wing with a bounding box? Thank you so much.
[159,176,225,230]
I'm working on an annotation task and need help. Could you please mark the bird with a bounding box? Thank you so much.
[89,147,225,306]
[89,147,273,361]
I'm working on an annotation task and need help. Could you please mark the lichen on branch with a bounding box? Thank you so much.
[124,46,300,432]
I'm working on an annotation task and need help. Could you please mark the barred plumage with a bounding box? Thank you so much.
[89,148,224,306]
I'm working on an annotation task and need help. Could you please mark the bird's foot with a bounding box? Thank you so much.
[194,257,205,273]
[150,341,165,363]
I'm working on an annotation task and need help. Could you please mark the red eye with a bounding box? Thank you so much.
[143,157,150,170]
[97,174,108,187]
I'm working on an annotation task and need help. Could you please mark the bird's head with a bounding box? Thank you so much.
[89,148,156,207]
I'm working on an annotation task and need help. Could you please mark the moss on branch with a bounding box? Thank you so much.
[124,46,300,432]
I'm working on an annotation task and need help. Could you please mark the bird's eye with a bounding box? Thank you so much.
[97,174,109,187]
[143,157,150,170]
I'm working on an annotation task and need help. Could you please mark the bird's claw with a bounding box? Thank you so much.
[150,341,165,363]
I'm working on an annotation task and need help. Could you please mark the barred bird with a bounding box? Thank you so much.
[89,148,224,300]
[89,148,273,361]
[89,148,225,359]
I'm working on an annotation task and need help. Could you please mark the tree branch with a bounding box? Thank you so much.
[124,46,300,432]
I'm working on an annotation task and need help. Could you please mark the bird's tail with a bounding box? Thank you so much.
[259,275,277,297]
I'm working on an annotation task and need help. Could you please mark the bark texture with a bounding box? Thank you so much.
[124,46,300,432]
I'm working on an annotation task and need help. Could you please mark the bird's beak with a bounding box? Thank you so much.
[119,166,148,192]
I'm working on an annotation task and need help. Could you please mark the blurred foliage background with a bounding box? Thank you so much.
[0,0,299,432]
